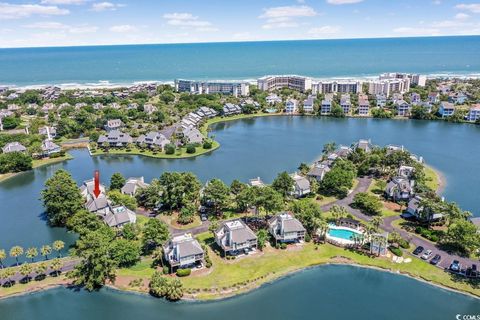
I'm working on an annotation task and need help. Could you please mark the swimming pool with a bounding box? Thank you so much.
[326,225,364,245]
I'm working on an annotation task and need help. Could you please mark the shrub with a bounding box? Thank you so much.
[352,192,382,215]
[203,141,212,149]
[162,266,169,275]
[186,144,196,154]
[389,246,403,257]
[164,144,175,155]
[305,233,312,242]
[399,239,410,249]
[280,243,287,250]
[176,268,191,277]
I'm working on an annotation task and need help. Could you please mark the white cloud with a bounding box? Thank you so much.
[308,25,341,36]
[259,5,317,19]
[0,3,69,19]
[455,13,470,20]
[23,21,97,34]
[455,3,480,13]
[393,27,440,35]
[431,20,467,28]
[326,0,363,4]
[163,12,217,31]
[41,0,86,4]
[259,5,316,29]
[109,24,137,33]
[91,2,124,12]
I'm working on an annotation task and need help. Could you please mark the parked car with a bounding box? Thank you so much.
[421,250,433,260]
[450,260,461,272]
[200,213,207,221]
[430,254,441,265]
[413,246,424,255]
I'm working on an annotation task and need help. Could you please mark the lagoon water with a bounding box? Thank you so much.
[1,117,480,262]
[1,36,480,86]
[1,265,479,320]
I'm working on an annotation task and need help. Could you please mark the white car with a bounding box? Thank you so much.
[421,250,433,260]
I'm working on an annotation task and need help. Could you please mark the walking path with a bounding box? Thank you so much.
[321,177,478,271]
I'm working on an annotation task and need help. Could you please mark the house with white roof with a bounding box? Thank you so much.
[222,103,242,116]
[385,177,414,201]
[266,94,282,105]
[466,104,480,122]
[285,99,298,114]
[290,173,311,198]
[395,100,411,116]
[340,94,351,114]
[2,142,27,154]
[121,177,149,196]
[439,101,455,118]
[136,131,170,150]
[320,98,332,115]
[104,119,124,131]
[303,95,315,113]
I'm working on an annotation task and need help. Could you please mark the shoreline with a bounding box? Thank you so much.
[2,260,479,303]
[428,164,447,195]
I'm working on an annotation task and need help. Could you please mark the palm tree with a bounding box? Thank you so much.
[52,241,65,258]
[330,205,348,223]
[322,142,337,156]
[26,247,38,263]
[41,245,52,260]
[2,268,15,286]
[50,258,63,276]
[166,279,184,301]
[9,246,24,266]
[0,249,6,269]
[316,219,329,243]
[35,262,48,279]
[371,216,383,231]
[19,263,33,283]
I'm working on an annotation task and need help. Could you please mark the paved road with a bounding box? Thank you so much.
[0,258,79,286]
[322,176,479,272]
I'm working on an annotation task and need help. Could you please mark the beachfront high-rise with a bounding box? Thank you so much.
[175,79,250,97]
[257,75,312,92]
[311,80,361,94]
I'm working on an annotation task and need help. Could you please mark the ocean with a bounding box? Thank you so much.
[0,36,479,87]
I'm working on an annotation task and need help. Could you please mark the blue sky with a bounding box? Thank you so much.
[0,0,479,47]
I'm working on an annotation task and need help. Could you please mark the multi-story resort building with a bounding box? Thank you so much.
[466,104,480,122]
[379,72,426,87]
[311,80,361,94]
[175,79,250,97]
[340,94,351,114]
[368,78,410,97]
[257,75,312,92]
[215,219,258,255]
[268,212,306,244]
[163,233,204,270]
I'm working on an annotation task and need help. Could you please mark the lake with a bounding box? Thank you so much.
[1,116,480,261]
[1,265,479,320]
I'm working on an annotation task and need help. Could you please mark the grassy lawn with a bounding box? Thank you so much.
[158,212,202,230]
[117,236,480,299]
[0,275,68,299]
[91,142,219,160]
[424,165,441,192]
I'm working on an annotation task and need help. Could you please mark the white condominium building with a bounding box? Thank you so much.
[379,72,426,87]
[175,79,250,97]
[367,78,410,97]
[312,80,361,94]
[257,75,312,92]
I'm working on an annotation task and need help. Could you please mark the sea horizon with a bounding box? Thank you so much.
[1,35,479,87]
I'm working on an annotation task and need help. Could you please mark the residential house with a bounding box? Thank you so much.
[41,139,61,157]
[391,93,404,104]
[353,139,373,153]
[385,177,414,201]
[358,97,370,115]
[448,92,467,104]
[80,178,107,200]
[121,177,149,196]
[395,100,411,116]
[222,103,242,116]
[410,92,421,105]
[340,94,351,114]
[439,101,455,118]
[104,119,124,131]
[307,162,331,182]
[406,196,443,222]
[196,106,217,118]
[285,99,298,114]
[290,173,311,198]
[320,98,332,115]
[103,205,137,228]
[38,126,57,139]
[376,94,387,107]
[266,94,282,105]
[215,219,257,255]
[85,194,110,215]
[249,177,265,187]
[398,165,415,179]
[97,130,133,147]
[163,233,204,269]
[181,126,204,144]
[136,131,171,150]
[2,142,27,153]
[427,92,440,104]
[466,104,480,122]
[303,95,315,113]
[268,212,306,243]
